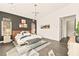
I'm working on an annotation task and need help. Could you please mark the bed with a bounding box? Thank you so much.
[7,31,52,56]
[13,31,42,45]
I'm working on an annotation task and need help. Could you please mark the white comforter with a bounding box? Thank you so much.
[15,33,42,45]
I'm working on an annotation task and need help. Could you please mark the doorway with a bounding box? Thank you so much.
[60,15,76,43]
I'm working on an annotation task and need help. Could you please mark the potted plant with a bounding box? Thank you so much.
[76,21,79,42]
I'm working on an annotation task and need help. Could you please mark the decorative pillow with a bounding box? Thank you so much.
[15,34,22,40]
[20,31,31,36]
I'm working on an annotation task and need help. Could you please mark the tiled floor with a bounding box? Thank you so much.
[0,38,68,56]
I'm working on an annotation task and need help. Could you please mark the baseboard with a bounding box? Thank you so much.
[43,37,60,42]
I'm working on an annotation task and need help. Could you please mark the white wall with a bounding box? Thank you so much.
[37,4,79,41]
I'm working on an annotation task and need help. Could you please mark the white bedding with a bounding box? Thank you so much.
[20,35,41,41]
[15,32,31,40]
[15,31,42,45]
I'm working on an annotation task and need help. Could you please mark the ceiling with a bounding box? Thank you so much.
[0,3,71,20]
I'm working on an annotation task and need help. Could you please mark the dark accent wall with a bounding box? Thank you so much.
[0,11,36,41]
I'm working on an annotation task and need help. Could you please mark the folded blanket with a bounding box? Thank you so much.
[29,40,48,49]
[26,38,41,45]
[20,38,41,46]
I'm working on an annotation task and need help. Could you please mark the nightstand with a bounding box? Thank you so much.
[3,35,12,43]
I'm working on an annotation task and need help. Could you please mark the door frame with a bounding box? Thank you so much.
[59,15,76,41]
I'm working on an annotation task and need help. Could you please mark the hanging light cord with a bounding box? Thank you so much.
[34,4,37,20]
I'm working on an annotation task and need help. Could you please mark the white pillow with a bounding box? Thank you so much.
[15,34,21,40]
[23,33,31,36]
[20,31,31,36]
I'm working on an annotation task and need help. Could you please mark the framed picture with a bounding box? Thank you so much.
[41,24,50,29]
